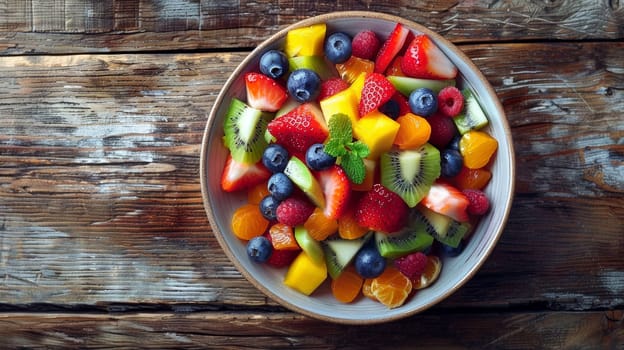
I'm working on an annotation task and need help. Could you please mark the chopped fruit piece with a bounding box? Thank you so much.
[387,75,456,97]
[231,204,270,240]
[221,154,271,192]
[358,73,396,117]
[318,77,350,101]
[317,165,351,220]
[355,183,408,233]
[437,86,464,117]
[276,197,316,226]
[265,232,300,268]
[284,23,326,57]
[390,91,411,117]
[421,182,470,223]
[427,112,458,149]
[393,113,431,150]
[375,225,434,259]
[247,182,270,204]
[222,98,272,164]
[338,208,370,239]
[284,156,325,209]
[385,55,405,76]
[304,207,339,241]
[284,251,328,295]
[351,158,376,192]
[362,278,377,301]
[394,251,428,280]
[267,103,328,158]
[452,166,492,190]
[320,86,359,127]
[352,30,381,61]
[412,255,442,290]
[462,189,490,216]
[268,223,300,250]
[244,72,288,112]
[353,110,400,160]
[294,226,325,264]
[331,266,364,303]
[336,56,374,84]
[288,55,334,80]
[370,266,413,308]
[375,22,410,74]
[453,89,489,134]
[401,34,457,80]
[323,233,372,279]
[459,130,498,169]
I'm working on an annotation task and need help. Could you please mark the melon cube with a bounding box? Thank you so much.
[353,111,400,160]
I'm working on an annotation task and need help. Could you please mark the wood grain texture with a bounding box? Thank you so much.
[0,0,622,55]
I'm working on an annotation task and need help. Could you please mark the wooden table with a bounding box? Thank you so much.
[1,1,623,348]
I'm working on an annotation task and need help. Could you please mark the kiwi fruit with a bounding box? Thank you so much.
[374,223,434,259]
[294,226,324,265]
[417,206,471,248]
[223,98,273,164]
[387,75,455,96]
[323,232,372,279]
[380,144,441,208]
[453,89,489,134]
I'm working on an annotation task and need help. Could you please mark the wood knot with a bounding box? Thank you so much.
[605,309,624,322]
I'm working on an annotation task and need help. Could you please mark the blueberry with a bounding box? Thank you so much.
[379,99,400,119]
[448,134,462,151]
[259,49,289,79]
[262,144,289,173]
[246,236,273,263]
[267,173,294,201]
[305,143,336,171]
[287,69,321,103]
[441,241,465,257]
[409,88,438,117]
[259,195,280,221]
[324,32,352,64]
[440,148,463,178]
[354,246,386,279]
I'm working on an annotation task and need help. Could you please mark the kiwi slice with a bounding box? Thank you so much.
[323,232,372,279]
[380,144,441,208]
[288,56,334,80]
[374,223,434,259]
[417,206,471,248]
[453,89,489,134]
[294,226,324,265]
[387,75,455,96]
[223,98,273,164]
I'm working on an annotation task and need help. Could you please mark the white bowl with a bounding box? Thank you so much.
[200,11,515,324]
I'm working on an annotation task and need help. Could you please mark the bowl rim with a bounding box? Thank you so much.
[200,10,515,324]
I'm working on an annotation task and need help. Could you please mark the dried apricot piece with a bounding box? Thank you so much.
[268,223,299,250]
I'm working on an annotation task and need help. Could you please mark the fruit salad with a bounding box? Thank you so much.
[220,22,498,309]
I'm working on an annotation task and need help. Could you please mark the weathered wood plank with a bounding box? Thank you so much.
[0,0,622,55]
[0,42,622,310]
[0,311,622,349]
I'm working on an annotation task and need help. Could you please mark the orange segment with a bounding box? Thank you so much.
[338,208,369,239]
[268,223,299,250]
[370,266,413,308]
[231,204,269,240]
[336,56,374,84]
[452,166,492,190]
[303,207,338,241]
[393,113,431,150]
[459,130,498,169]
[247,182,270,204]
[331,266,364,303]
[412,255,442,290]
[362,278,377,301]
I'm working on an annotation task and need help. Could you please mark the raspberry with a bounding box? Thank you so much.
[276,197,315,226]
[351,30,381,61]
[437,86,464,117]
[462,189,490,216]
[317,77,350,101]
[427,112,458,149]
[355,184,408,233]
[394,252,427,280]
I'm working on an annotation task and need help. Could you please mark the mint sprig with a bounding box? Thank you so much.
[323,114,370,184]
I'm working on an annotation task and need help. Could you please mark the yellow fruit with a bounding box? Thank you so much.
[336,56,374,84]
[393,113,431,150]
[320,87,359,127]
[284,251,328,295]
[459,130,498,169]
[353,110,400,160]
[284,23,326,58]
[349,72,367,105]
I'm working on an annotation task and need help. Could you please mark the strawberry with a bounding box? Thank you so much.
[374,23,410,74]
[390,91,411,117]
[355,183,408,233]
[401,34,458,80]
[276,197,315,226]
[264,232,300,268]
[420,182,469,222]
[266,103,329,158]
[394,252,427,280]
[317,77,350,101]
[221,154,271,192]
[358,73,396,117]
[352,30,381,61]
[245,72,288,112]
[316,165,351,220]
[462,189,490,216]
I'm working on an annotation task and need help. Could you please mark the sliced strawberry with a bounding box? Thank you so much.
[355,183,408,233]
[266,103,329,158]
[374,23,410,74]
[401,34,458,80]
[221,154,271,192]
[316,165,351,220]
[317,77,350,101]
[358,73,396,117]
[245,72,288,112]
[420,181,469,222]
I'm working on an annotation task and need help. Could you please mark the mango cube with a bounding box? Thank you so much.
[284,24,326,58]
[283,251,328,295]
[353,111,401,160]
[320,87,359,127]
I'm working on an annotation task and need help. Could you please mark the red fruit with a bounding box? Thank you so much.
[267,103,329,158]
[264,232,300,268]
[358,73,396,117]
[221,154,271,192]
[401,34,458,80]
[352,30,381,61]
[374,23,410,74]
[317,77,350,101]
[438,86,464,117]
[421,182,470,222]
[462,189,490,216]
[394,252,428,280]
[390,91,411,117]
[245,72,288,112]
[355,184,408,233]
[276,197,315,226]
[316,165,351,220]
[427,113,458,149]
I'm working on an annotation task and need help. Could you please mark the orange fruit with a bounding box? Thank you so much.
[452,166,492,190]
[412,255,442,290]
[247,182,270,204]
[338,209,369,240]
[393,113,431,149]
[370,266,413,308]
[336,56,374,84]
[459,130,498,169]
[231,204,269,240]
[268,223,299,250]
[331,266,364,303]
[362,278,377,301]
[303,207,338,241]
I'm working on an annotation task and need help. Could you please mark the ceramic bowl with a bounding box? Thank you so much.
[200,11,515,324]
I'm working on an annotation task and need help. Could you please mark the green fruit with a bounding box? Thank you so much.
[294,226,324,265]
[284,156,325,208]
[417,206,470,248]
[374,223,434,259]
[453,89,489,134]
[223,98,273,164]
[387,75,455,97]
[380,144,441,208]
[323,232,372,279]
[288,56,334,80]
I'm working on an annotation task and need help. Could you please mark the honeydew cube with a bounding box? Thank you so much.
[353,111,401,160]
[283,251,328,295]
[284,23,326,58]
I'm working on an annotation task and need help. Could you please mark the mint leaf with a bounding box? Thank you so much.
[340,152,366,184]
[324,113,353,157]
[347,141,370,158]
[325,138,347,157]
